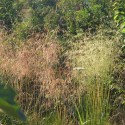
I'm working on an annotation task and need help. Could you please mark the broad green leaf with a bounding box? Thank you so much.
[120,22,125,29]
[0,83,26,121]
[121,28,125,34]
[114,14,119,20]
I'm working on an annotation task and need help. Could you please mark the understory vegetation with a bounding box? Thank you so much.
[0,0,125,125]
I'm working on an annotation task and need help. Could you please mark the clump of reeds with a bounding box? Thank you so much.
[0,31,76,115]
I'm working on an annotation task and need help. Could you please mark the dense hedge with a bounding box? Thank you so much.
[0,0,113,35]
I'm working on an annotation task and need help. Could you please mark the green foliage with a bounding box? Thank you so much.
[113,0,125,35]
[0,0,24,29]
[53,0,113,34]
[112,1,125,124]
[0,0,114,36]
[1,1,125,124]
[28,0,57,32]
[75,4,102,31]
[13,18,31,40]
[44,10,60,30]
[0,79,26,121]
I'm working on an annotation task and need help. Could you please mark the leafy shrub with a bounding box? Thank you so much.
[0,0,113,36]
[113,0,125,35]
[0,0,24,29]
[110,1,125,124]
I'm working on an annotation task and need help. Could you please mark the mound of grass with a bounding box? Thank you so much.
[0,29,122,125]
